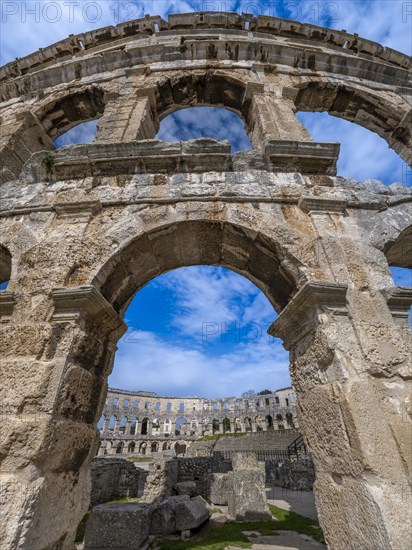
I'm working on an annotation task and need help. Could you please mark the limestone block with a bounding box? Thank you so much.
[175,495,210,531]
[150,495,189,535]
[208,473,230,505]
[84,502,151,549]
[174,481,197,497]
[228,454,271,521]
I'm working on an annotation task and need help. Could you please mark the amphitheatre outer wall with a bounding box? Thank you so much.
[99,387,299,456]
[0,11,411,550]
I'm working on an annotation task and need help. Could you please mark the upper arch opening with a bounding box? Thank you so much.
[153,72,254,141]
[93,220,299,317]
[156,106,252,154]
[292,81,411,165]
[0,244,12,288]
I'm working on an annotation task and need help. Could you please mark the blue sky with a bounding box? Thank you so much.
[2,1,411,396]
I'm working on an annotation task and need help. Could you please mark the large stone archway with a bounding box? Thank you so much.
[0,11,411,550]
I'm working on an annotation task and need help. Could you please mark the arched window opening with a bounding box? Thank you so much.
[156,107,252,154]
[53,119,98,148]
[244,417,252,432]
[266,415,274,430]
[286,412,295,428]
[118,416,127,434]
[128,442,135,453]
[390,268,412,287]
[175,416,188,436]
[40,87,105,142]
[139,442,147,455]
[174,442,187,456]
[223,418,231,433]
[115,442,123,454]
[129,417,137,436]
[296,112,410,186]
[0,245,12,289]
[141,417,149,435]
[151,442,158,453]
[212,419,220,434]
[108,415,116,430]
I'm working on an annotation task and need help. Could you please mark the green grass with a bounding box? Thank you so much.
[75,511,90,543]
[210,508,222,514]
[156,504,324,549]
[128,456,153,462]
[269,504,325,544]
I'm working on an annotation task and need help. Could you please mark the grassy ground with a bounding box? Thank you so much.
[155,504,324,549]
[75,501,324,548]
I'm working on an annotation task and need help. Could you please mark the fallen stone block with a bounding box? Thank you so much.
[84,502,151,549]
[174,481,197,497]
[175,495,210,531]
[150,495,189,535]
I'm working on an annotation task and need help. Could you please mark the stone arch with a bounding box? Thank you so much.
[292,80,411,164]
[244,417,252,431]
[174,441,187,456]
[115,441,123,454]
[153,71,254,138]
[175,416,188,435]
[385,225,412,269]
[94,219,300,316]
[127,441,135,453]
[151,441,158,453]
[139,442,147,455]
[286,412,294,428]
[223,417,231,433]
[34,86,106,141]
[265,414,273,430]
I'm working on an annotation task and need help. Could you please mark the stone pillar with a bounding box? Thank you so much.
[248,84,312,151]
[270,280,412,550]
[102,417,109,432]
[95,87,158,144]
[124,419,131,436]
[114,417,120,435]
[0,285,126,550]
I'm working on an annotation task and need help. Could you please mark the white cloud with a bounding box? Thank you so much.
[110,327,290,397]
[54,119,98,147]
[157,107,252,153]
[297,112,409,185]
[151,266,273,340]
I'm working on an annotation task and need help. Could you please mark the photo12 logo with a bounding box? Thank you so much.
[1,1,146,25]
[202,321,274,343]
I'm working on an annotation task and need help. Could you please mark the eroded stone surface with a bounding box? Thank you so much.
[84,502,151,549]
[0,10,411,550]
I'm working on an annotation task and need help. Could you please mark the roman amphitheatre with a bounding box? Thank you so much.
[0,10,411,550]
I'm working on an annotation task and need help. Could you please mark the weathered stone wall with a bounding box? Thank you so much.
[99,387,299,457]
[0,11,411,550]
[266,458,316,491]
[90,457,147,507]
